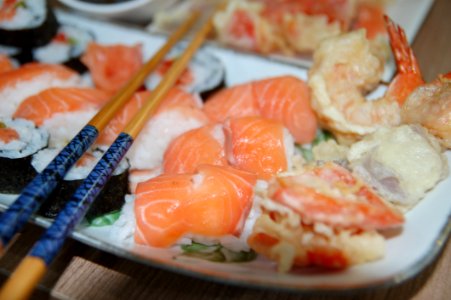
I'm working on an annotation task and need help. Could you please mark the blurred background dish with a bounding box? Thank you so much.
[58,0,180,23]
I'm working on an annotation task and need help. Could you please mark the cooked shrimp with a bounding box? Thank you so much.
[402,73,451,148]
[248,162,404,271]
[308,16,424,143]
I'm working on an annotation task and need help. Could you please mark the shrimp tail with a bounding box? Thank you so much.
[384,15,424,105]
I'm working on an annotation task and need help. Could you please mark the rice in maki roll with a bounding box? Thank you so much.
[0,118,49,194]
[32,24,95,73]
[0,0,59,49]
[32,148,130,221]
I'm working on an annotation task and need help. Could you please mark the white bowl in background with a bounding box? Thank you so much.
[58,0,180,23]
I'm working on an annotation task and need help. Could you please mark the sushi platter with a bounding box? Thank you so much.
[1,2,451,294]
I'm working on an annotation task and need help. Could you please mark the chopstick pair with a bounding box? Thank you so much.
[0,8,218,300]
[0,11,199,254]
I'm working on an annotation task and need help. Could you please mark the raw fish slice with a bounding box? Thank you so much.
[81,43,143,92]
[163,124,227,174]
[96,88,203,146]
[203,82,259,122]
[254,76,317,144]
[14,87,111,125]
[183,165,257,236]
[135,165,257,247]
[203,76,317,144]
[0,63,80,117]
[224,116,293,180]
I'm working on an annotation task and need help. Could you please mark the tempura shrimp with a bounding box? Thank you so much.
[308,16,424,143]
[402,73,451,148]
[248,162,404,271]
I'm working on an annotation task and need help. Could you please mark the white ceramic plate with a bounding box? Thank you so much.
[1,9,450,292]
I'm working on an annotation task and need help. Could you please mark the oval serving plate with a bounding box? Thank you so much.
[0,9,450,293]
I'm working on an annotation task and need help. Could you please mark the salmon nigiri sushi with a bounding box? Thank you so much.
[14,87,111,147]
[134,164,257,248]
[224,116,295,180]
[97,87,209,170]
[0,63,81,118]
[203,76,318,144]
[163,124,227,175]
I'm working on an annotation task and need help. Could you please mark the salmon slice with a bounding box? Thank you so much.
[0,63,81,118]
[254,75,317,144]
[0,54,14,74]
[163,124,227,174]
[203,82,259,122]
[14,87,112,125]
[134,164,257,247]
[96,88,202,146]
[271,162,405,230]
[224,116,293,180]
[203,76,317,144]
[81,43,143,92]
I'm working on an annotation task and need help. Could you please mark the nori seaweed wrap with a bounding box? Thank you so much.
[32,148,130,220]
[0,0,59,49]
[0,118,49,194]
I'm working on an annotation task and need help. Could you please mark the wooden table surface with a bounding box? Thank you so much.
[2,0,451,299]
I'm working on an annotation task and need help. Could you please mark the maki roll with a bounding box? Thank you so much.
[0,0,59,49]
[145,46,225,100]
[0,118,49,194]
[33,148,130,222]
[32,24,95,73]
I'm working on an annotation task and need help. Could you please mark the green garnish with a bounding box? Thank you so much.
[14,1,27,9]
[0,122,6,129]
[312,130,333,146]
[180,242,257,263]
[67,37,78,46]
[88,210,121,227]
